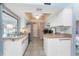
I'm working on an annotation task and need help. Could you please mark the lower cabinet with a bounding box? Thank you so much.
[58,39,71,56]
[22,38,28,55]
[44,37,71,56]
[4,37,28,56]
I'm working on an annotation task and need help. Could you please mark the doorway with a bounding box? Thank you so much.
[32,23,39,38]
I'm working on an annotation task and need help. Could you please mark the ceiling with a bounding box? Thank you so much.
[4,3,71,21]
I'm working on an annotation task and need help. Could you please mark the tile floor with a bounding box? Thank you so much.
[24,37,45,56]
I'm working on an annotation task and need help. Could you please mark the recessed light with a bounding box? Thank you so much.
[36,8,42,11]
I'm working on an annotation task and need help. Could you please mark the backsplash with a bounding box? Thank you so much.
[51,26,72,34]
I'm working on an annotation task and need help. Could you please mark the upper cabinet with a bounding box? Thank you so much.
[47,7,72,27]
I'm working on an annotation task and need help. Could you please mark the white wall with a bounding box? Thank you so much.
[55,27,72,34]
[20,17,27,28]
[64,27,72,34]
[49,7,72,27]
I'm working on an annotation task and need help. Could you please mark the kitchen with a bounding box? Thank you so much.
[0,3,73,56]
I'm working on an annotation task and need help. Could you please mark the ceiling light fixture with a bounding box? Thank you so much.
[35,15,40,19]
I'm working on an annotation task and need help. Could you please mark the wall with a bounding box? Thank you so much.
[20,17,27,29]
[55,27,72,34]
[45,7,72,34]
[64,27,72,34]
[49,7,72,27]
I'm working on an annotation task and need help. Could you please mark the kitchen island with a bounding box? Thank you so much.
[43,33,72,56]
[3,34,28,56]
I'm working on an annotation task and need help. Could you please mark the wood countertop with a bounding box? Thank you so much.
[44,33,72,39]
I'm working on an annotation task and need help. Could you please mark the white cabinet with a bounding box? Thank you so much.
[22,38,28,53]
[58,39,71,56]
[47,38,59,56]
[44,37,58,56]
[4,36,28,56]
[44,37,48,55]
[44,37,71,56]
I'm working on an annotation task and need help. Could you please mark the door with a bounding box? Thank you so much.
[32,23,39,37]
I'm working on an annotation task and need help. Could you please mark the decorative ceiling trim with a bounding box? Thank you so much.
[25,12,50,23]
[25,12,33,20]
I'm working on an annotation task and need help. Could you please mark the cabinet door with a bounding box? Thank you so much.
[44,37,48,55]
[58,39,71,56]
[47,38,59,56]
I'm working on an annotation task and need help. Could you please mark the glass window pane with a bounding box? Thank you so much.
[2,12,17,37]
